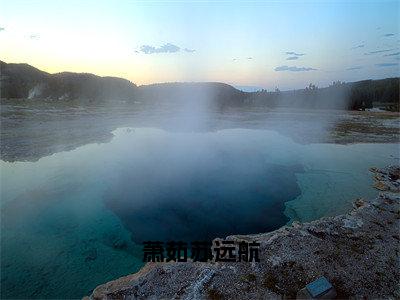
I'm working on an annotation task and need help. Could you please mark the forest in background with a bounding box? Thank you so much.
[1,61,399,111]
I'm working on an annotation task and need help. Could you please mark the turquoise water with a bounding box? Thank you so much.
[0,127,398,298]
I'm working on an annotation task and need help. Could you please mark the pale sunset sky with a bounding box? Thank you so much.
[0,0,399,90]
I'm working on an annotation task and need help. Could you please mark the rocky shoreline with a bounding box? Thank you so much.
[86,166,400,299]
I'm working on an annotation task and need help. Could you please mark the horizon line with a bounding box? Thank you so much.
[2,59,399,93]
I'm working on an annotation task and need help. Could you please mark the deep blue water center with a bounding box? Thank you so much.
[105,161,303,243]
[1,127,398,299]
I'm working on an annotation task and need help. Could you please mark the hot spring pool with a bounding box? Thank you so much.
[0,127,398,298]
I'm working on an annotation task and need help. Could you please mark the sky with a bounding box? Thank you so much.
[0,0,399,90]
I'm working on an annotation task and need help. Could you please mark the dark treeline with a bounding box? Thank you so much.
[1,61,399,111]
[246,78,399,111]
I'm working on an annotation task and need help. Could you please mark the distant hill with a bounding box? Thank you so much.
[0,61,245,108]
[0,62,50,99]
[137,82,248,109]
[0,61,137,103]
[1,61,398,110]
